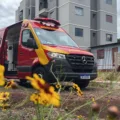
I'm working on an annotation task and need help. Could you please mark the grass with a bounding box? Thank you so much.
[95,71,120,82]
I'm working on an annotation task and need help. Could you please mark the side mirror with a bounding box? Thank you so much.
[27,38,38,49]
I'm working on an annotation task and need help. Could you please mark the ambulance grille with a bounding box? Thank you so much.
[66,54,94,73]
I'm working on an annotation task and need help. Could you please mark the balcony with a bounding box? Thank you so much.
[39,0,48,17]
[39,8,48,17]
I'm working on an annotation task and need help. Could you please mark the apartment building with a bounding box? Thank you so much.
[15,0,117,47]
[15,0,35,21]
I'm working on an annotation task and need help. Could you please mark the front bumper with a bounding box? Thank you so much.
[44,58,97,82]
[55,72,97,81]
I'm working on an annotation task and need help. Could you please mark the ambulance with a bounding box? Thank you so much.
[0,18,97,88]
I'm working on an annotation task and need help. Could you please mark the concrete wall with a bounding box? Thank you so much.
[69,0,90,6]
[48,8,58,20]
[69,2,90,27]
[91,30,98,46]
[98,12,117,31]
[61,25,69,34]
[91,0,97,11]
[59,3,69,25]
[91,11,97,30]
[97,0,117,13]
[48,0,58,10]
[98,31,117,45]
[69,24,90,47]
[15,9,19,22]
[20,0,26,19]
[90,0,117,47]
[58,0,69,6]
[35,0,39,17]
[59,1,91,47]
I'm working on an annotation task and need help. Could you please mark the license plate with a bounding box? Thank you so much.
[80,75,90,79]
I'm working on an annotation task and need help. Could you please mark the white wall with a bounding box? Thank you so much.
[91,46,119,70]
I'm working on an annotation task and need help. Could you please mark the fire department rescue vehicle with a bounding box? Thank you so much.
[0,18,97,88]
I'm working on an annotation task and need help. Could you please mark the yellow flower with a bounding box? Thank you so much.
[48,91,60,107]
[77,115,83,119]
[73,83,83,96]
[26,74,56,94]
[92,98,96,103]
[0,103,10,111]
[107,100,110,103]
[30,86,60,107]
[0,65,5,73]
[5,80,17,89]
[30,91,60,107]
[26,74,46,91]
[0,65,5,86]
[0,92,10,102]
[27,74,60,107]
[55,83,61,89]
[77,90,83,97]
[30,93,39,104]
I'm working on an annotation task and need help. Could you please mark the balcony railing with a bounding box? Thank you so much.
[39,1,48,17]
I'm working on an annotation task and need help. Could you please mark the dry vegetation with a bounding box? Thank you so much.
[0,80,120,120]
[0,65,120,120]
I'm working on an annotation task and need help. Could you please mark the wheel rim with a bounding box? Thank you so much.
[38,73,43,78]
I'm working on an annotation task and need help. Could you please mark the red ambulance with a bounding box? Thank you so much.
[0,18,97,88]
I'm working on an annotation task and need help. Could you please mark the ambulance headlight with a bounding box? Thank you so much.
[47,52,66,59]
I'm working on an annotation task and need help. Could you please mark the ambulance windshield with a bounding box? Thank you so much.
[34,28,78,48]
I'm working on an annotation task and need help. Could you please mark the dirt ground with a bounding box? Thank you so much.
[0,81,120,120]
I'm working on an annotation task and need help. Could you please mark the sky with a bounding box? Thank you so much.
[0,0,120,38]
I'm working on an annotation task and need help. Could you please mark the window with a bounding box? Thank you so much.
[93,33,96,37]
[105,0,112,5]
[22,29,34,47]
[19,10,23,21]
[75,28,83,37]
[106,34,112,41]
[34,28,78,48]
[106,15,113,23]
[39,0,47,10]
[39,0,43,10]
[93,13,96,18]
[28,8,30,19]
[97,49,104,59]
[75,6,83,16]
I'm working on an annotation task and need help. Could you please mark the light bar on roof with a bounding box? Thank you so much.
[34,17,61,27]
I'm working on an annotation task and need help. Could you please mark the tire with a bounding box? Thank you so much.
[74,81,90,89]
[19,79,27,85]
[33,67,49,82]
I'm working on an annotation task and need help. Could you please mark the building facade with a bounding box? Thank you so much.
[15,0,35,22]
[91,43,120,70]
[16,0,117,48]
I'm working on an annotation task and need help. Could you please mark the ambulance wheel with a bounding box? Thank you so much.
[74,81,90,89]
[33,67,48,82]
